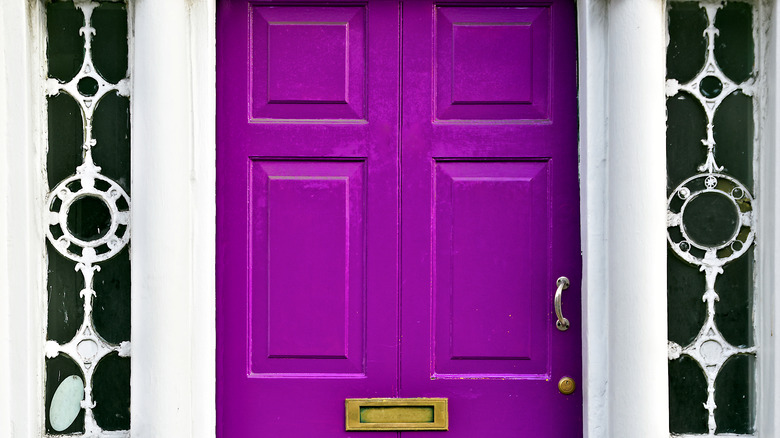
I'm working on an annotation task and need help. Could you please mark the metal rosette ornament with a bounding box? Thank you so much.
[667,173,754,267]
[46,170,130,265]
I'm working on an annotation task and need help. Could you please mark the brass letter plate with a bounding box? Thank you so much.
[345,398,448,431]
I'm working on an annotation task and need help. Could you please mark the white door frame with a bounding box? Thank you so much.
[1,0,779,436]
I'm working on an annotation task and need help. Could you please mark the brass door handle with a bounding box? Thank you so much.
[554,276,570,331]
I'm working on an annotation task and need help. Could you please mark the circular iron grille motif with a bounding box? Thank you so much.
[667,173,754,267]
[46,173,130,264]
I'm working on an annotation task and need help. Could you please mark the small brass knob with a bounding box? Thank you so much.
[558,377,576,395]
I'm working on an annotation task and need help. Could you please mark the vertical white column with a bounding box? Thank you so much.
[132,0,192,434]
[606,0,668,436]
[0,1,46,436]
[132,0,216,436]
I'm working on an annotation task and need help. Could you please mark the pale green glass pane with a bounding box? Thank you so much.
[49,375,84,432]
[46,355,85,434]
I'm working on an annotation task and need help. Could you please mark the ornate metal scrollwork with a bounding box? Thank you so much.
[44,1,130,436]
[666,2,757,435]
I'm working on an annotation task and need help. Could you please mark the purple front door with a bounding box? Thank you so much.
[217,0,580,436]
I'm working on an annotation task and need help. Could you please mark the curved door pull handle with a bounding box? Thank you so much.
[554,276,570,331]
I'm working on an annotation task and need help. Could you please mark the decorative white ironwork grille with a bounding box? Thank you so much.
[44,0,131,435]
[666,1,757,436]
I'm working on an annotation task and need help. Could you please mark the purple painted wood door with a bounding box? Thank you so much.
[217,0,580,436]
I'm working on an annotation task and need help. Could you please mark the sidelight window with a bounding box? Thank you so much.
[666,1,758,435]
[43,0,131,435]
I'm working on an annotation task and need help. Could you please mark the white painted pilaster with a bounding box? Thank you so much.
[131,0,216,437]
[606,0,669,436]
[0,1,46,436]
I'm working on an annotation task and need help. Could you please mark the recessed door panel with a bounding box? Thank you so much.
[218,0,399,436]
[434,160,550,377]
[249,160,365,376]
[402,1,581,437]
[250,6,366,120]
[435,6,551,120]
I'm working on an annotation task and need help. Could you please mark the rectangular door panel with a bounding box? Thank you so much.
[250,160,365,376]
[217,0,399,436]
[435,6,550,120]
[401,1,582,437]
[434,160,550,377]
[250,6,366,120]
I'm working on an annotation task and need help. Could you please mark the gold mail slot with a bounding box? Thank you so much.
[345,398,448,431]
